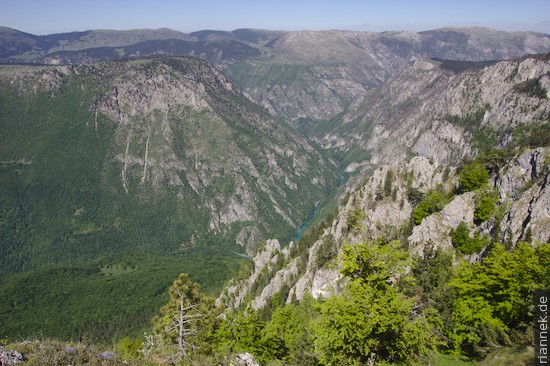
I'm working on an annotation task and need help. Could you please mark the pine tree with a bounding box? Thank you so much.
[153,273,215,363]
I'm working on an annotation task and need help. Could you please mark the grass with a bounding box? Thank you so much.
[3,340,153,366]
[421,345,534,366]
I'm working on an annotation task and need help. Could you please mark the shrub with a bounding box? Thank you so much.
[459,162,489,192]
[384,169,394,197]
[474,190,499,223]
[514,78,547,99]
[451,222,488,254]
[412,189,448,225]
[346,207,366,232]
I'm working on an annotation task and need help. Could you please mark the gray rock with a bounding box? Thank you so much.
[234,352,259,366]
[0,346,25,365]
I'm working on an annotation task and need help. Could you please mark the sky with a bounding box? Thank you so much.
[1,0,550,35]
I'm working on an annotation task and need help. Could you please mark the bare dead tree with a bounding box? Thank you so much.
[167,289,203,363]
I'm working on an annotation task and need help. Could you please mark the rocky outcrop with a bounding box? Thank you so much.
[0,346,25,365]
[217,239,289,309]
[408,192,476,257]
[233,353,259,366]
[497,148,550,245]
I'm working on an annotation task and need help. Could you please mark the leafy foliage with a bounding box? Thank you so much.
[451,222,488,255]
[413,243,454,325]
[315,240,437,365]
[259,295,319,365]
[448,243,550,356]
[346,206,366,232]
[474,189,499,223]
[412,189,449,225]
[210,308,265,358]
[477,149,515,175]
[314,234,338,269]
[459,162,489,192]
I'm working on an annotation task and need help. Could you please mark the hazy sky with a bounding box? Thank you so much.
[2,0,549,35]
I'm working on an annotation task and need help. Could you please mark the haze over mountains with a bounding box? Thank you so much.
[0,24,549,362]
[2,26,550,65]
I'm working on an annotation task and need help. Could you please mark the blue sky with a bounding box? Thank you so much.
[2,0,549,35]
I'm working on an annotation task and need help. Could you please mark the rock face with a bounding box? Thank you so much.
[218,239,291,309]
[408,192,476,257]
[233,353,260,366]
[0,346,25,365]
[497,148,550,245]
[318,55,550,178]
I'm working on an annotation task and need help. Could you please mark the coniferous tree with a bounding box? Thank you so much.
[153,273,216,363]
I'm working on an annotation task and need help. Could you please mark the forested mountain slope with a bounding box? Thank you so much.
[0,56,336,341]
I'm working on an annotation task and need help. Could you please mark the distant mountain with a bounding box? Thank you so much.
[190,28,286,45]
[0,27,284,64]
[225,27,550,131]
[4,26,549,69]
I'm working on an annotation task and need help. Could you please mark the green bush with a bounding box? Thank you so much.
[474,190,499,223]
[449,243,550,356]
[510,122,550,149]
[451,222,488,254]
[346,207,366,232]
[459,162,489,192]
[412,189,449,225]
[384,169,394,197]
[514,78,547,99]
[315,241,436,365]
